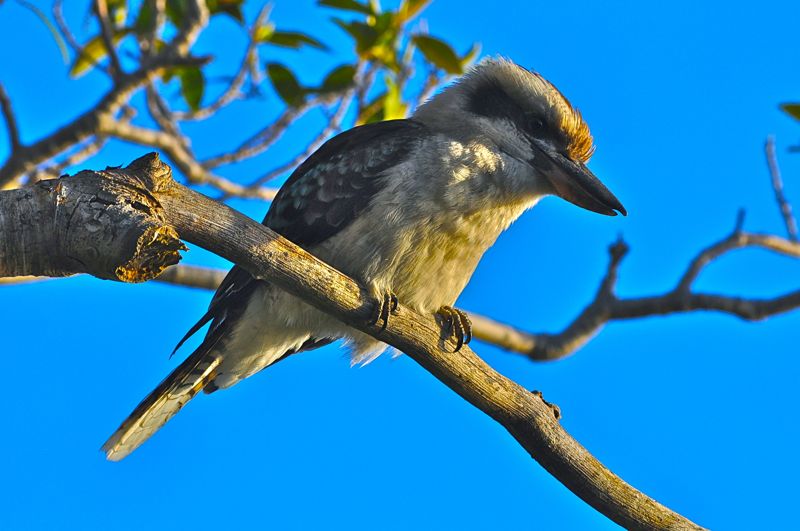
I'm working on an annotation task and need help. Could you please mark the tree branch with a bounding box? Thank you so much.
[94,0,124,80]
[765,135,798,241]
[0,83,21,153]
[146,214,800,363]
[172,4,271,121]
[0,54,207,189]
[471,221,800,361]
[0,154,704,531]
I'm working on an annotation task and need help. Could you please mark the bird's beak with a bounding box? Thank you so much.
[530,140,626,216]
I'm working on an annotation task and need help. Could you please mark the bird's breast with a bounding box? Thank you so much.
[383,201,532,310]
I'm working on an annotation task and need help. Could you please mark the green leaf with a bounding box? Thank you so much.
[460,42,481,69]
[333,19,379,53]
[259,30,327,50]
[781,103,800,121]
[412,34,463,75]
[318,64,357,93]
[178,66,204,112]
[253,22,275,42]
[318,0,374,15]
[206,0,244,23]
[165,0,186,26]
[69,31,127,78]
[398,0,430,22]
[134,0,155,35]
[266,63,305,106]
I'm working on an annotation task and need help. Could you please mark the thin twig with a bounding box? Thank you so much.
[94,0,124,80]
[173,4,271,121]
[765,135,798,241]
[101,119,277,199]
[224,89,357,198]
[471,219,800,361]
[202,102,314,169]
[53,0,112,77]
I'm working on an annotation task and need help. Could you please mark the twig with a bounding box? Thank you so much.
[94,0,124,80]
[471,218,800,361]
[413,66,441,110]
[0,83,21,152]
[173,4,271,121]
[220,89,357,200]
[0,54,207,188]
[156,263,225,289]
[53,0,112,77]
[170,0,208,57]
[101,120,277,199]
[765,135,798,241]
[202,102,314,169]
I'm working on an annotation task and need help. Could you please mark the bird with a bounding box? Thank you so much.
[102,57,626,460]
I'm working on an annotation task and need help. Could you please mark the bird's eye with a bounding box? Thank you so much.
[528,117,545,134]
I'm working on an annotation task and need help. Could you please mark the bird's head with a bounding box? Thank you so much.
[415,57,626,216]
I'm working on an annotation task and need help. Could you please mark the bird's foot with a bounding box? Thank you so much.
[369,290,400,330]
[436,306,472,352]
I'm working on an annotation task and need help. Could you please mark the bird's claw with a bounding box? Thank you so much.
[370,290,400,330]
[436,306,472,352]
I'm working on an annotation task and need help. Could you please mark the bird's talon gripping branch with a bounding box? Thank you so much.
[370,291,400,330]
[437,306,473,352]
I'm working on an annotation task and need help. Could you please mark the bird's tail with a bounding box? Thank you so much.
[102,349,221,461]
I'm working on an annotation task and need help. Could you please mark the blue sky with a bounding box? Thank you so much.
[2,1,800,529]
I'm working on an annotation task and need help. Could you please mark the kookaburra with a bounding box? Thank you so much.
[103,57,625,460]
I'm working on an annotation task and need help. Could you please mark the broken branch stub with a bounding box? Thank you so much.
[0,158,185,282]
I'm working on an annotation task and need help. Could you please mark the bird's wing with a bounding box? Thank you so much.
[174,119,430,354]
[103,120,429,460]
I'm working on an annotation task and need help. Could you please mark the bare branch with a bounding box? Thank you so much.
[149,217,800,364]
[413,66,441,110]
[94,0,124,80]
[173,4,271,121]
[53,0,111,77]
[219,90,357,200]
[765,135,798,241]
[156,263,225,290]
[170,0,209,57]
[0,154,705,530]
[472,225,800,361]
[101,120,277,200]
[0,83,21,153]
[202,103,314,169]
[0,54,207,188]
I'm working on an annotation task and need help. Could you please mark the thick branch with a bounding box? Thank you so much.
[0,154,703,530]
[0,164,184,280]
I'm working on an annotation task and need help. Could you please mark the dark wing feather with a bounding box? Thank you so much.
[265,119,428,245]
[174,119,429,354]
